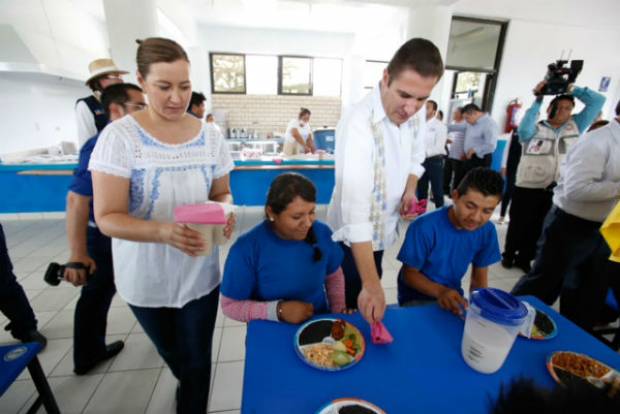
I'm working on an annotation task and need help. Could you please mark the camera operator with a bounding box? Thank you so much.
[64,83,146,375]
[502,80,605,272]
[511,99,620,332]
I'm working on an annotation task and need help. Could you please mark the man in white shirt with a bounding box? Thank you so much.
[415,100,448,213]
[512,100,620,330]
[327,38,444,323]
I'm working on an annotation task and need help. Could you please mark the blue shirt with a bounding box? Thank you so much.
[448,113,499,157]
[68,134,98,223]
[397,207,501,304]
[518,86,606,142]
[221,220,344,313]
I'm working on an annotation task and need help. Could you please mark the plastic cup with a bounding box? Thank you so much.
[461,288,527,374]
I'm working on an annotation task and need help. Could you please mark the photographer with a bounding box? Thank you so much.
[65,83,146,375]
[502,81,605,272]
[511,99,620,331]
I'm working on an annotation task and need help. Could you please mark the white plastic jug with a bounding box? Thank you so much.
[461,288,527,374]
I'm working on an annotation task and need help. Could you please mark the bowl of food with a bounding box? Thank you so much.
[518,302,558,340]
[295,318,366,371]
[316,398,385,414]
[547,351,615,388]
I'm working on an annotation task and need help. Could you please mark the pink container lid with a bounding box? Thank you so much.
[174,204,227,225]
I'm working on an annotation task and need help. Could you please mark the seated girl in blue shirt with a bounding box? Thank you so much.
[398,168,503,315]
[221,173,345,324]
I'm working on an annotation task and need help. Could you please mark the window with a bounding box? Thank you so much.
[313,58,342,97]
[246,55,278,95]
[279,56,312,95]
[363,60,388,89]
[210,53,246,94]
[446,16,508,111]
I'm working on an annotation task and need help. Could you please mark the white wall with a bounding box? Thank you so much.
[447,0,620,127]
[0,73,88,155]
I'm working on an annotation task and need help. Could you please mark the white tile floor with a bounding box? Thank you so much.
[0,204,525,413]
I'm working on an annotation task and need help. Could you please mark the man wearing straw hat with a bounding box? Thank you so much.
[75,58,128,147]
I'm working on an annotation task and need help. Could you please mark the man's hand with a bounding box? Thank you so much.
[278,301,314,324]
[466,149,476,160]
[63,255,96,286]
[438,288,468,316]
[533,81,546,96]
[500,167,507,177]
[358,279,386,323]
[400,191,419,221]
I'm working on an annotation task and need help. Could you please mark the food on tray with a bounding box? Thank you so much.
[297,319,364,369]
[551,352,611,378]
[531,310,555,338]
[303,343,336,369]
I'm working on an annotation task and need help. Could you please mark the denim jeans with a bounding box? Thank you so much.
[417,156,445,208]
[340,243,384,309]
[130,287,219,414]
[0,224,38,339]
[73,227,116,369]
[511,207,610,330]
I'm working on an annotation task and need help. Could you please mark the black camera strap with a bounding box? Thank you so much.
[65,262,89,270]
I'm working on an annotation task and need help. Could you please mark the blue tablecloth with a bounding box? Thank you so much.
[242,296,620,414]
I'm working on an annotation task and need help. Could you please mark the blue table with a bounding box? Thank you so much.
[242,297,620,414]
[0,342,59,413]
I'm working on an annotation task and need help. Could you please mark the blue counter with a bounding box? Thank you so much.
[0,160,335,213]
[0,140,505,214]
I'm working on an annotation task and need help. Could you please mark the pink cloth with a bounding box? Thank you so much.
[325,268,346,313]
[371,321,394,345]
[220,295,268,322]
[174,203,227,224]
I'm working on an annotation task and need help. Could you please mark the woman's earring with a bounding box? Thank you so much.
[269,216,275,222]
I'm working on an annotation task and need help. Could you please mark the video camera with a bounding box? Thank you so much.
[43,262,90,286]
[539,59,583,95]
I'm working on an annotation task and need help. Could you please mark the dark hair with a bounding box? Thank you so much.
[456,167,504,198]
[587,119,610,132]
[135,37,189,78]
[615,99,620,116]
[492,378,620,414]
[427,100,438,112]
[462,103,482,114]
[299,108,311,119]
[549,94,575,109]
[455,106,464,115]
[206,113,214,121]
[437,110,444,120]
[100,83,143,118]
[87,76,105,93]
[266,173,321,261]
[188,91,206,112]
[386,38,444,83]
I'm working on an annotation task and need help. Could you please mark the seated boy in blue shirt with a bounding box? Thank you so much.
[398,167,503,314]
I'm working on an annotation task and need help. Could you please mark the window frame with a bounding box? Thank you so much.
[209,52,247,95]
[278,55,314,96]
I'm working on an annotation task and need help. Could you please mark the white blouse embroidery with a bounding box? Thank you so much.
[89,115,234,308]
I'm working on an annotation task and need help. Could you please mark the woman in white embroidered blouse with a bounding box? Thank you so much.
[89,37,234,414]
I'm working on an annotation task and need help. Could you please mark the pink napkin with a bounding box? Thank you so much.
[174,204,227,225]
[407,199,427,216]
[371,321,393,345]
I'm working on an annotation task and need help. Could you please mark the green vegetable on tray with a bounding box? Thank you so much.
[332,350,354,367]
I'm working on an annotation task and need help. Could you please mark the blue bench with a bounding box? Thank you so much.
[0,342,60,413]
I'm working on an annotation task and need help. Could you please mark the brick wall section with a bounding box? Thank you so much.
[211,94,341,137]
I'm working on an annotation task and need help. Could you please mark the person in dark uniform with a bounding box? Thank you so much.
[0,224,47,349]
[498,131,522,224]
[65,83,146,375]
[75,58,127,147]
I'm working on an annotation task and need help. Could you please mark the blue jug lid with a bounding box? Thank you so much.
[470,288,527,326]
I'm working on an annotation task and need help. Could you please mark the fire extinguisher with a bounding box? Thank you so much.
[505,99,522,133]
